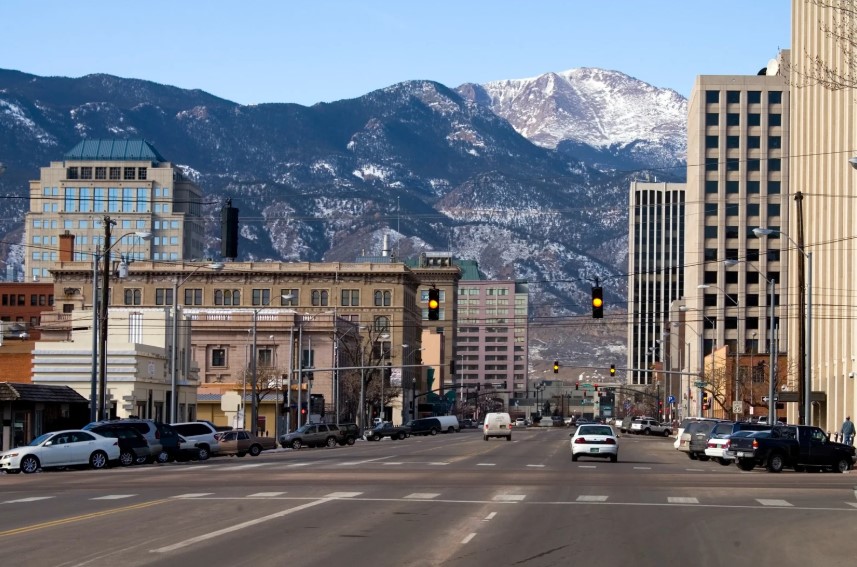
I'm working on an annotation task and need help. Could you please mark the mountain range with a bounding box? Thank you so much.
[0,66,688,364]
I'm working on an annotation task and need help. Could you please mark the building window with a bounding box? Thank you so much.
[155,288,174,306]
[769,158,781,171]
[748,91,762,104]
[747,181,760,194]
[726,90,740,103]
[705,90,719,103]
[109,167,121,180]
[705,157,718,172]
[705,113,719,126]
[211,349,226,367]
[726,136,740,148]
[769,113,782,127]
[769,136,781,149]
[80,167,92,180]
[769,91,782,104]
[138,167,147,180]
[124,167,136,180]
[252,289,271,306]
[311,290,329,306]
[280,289,298,305]
[705,181,718,194]
[184,289,203,306]
[258,348,273,367]
[124,289,142,305]
[747,158,760,171]
[374,316,390,332]
[374,290,391,306]
[67,167,79,179]
[747,113,761,126]
[705,135,718,148]
[341,289,359,306]
[95,167,106,180]
[214,289,240,306]
[726,113,740,126]
[726,181,739,194]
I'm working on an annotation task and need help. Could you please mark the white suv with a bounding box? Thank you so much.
[171,422,222,460]
[629,418,672,436]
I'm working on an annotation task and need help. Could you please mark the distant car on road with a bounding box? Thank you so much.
[365,422,409,441]
[216,430,277,456]
[514,418,526,428]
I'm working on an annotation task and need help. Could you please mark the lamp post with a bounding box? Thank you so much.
[169,262,224,423]
[698,283,741,417]
[754,226,811,425]
[726,258,777,424]
[95,218,152,421]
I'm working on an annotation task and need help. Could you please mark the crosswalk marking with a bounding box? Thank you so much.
[461,533,477,544]
[2,497,54,504]
[756,499,793,507]
[325,492,362,498]
[577,495,608,502]
[92,495,136,500]
[248,492,286,498]
[668,497,699,504]
[493,494,526,501]
[405,493,440,499]
[172,493,213,499]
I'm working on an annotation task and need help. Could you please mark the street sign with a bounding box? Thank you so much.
[732,401,743,414]
[761,396,778,403]
[667,395,675,404]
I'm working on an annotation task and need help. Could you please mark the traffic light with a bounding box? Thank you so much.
[594,384,599,391]
[220,199,239,259]
[610,364,616,377]
[575,382,579,390]
[449,360,456,375]
[702,392,710,410]
[553,360,559,374]
[591,286,604,318]
[428,288,440,321]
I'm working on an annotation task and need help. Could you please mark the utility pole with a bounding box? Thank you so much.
[795,191,806,425]
[98,216,114,420]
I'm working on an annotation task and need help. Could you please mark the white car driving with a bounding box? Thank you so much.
[570,424,619,462]
[0,429,120,474]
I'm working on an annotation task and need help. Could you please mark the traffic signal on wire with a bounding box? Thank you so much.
[610,364,616,377]
[591,287,604,318]
[553,360,560,374]
[428,288,440,321]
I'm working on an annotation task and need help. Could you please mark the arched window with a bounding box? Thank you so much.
[374,316,389,332]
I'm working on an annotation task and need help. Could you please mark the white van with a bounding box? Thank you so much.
[483,412,512,441]
[436,416,460,433]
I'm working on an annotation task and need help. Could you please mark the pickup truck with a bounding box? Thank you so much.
[729,425,856,473]
[364,422,409,441]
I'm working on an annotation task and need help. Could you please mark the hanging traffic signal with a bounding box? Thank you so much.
[428,288,440,321]
[591,287,604,319]
[702,392,710,410]
[575,382,579,390]
[553,360,559,374]
[594,384,599,391]
[610,364,616,377]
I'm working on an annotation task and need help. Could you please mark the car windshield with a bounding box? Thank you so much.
[578,426,613,436]
[29,433,53,446]
[296,425,313,434]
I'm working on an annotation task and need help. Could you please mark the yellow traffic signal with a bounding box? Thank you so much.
[610,364,616,377]
[428,288,440,320]
[592,287,604,318]
[553,360,559,374]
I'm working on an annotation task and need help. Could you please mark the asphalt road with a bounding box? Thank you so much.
[2,427,856,567]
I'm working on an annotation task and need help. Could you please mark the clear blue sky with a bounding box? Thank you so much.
[0,1,791,106]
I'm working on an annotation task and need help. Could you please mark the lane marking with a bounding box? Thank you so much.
[248,492,286,498]
[484,512,497,521]
[2,497,54,504]
[668,497,699,504]
[150,499,330,553]
[757,499,793,507]
[337,456,394,466]
[685,468,704,472]
[218,464,268,471]
[172,493,214,499]
[92,495,136,500]
[0,499,169,538]
[848,503,857,509]
[287,462,316,468]
[633,467,652,470]
[383,462,404,466]
[405,493,440,499]
[577,495,608,502]
[325,492,362,498]
[578,465,597,469]
[429,462,450,466]
[461,533,477,544]
[493,494,526,501]
[477,463,496,466]
[526,464,545,468]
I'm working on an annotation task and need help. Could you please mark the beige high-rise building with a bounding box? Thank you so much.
[790,1,857,430]
[25,139,204,282]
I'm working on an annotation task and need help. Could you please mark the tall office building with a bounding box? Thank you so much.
[684,58,790,412]
[627,182,685,386]
[25,139,204,282]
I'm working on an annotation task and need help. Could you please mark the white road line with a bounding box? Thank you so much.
[848,502,857,509]
[92,495,136,500]
[2,497,54,504]
[668,497,699,504]
[756,499,793,507]
[287,462,317,467]
[172,493,214,499]
[526,464,545,468]
[429,462,450,466]
[151,499,330,553]
[461,533,477,544]
[218,464,268,471]
[685,468,704,472]
[383,462,404,465]
[578,465,597,469]
[484,512,497,521]
[493,494,526,501]
[248,492,286,498]
[633,467,652,470]
[405,493,440,499]
[325,492,362,498]
[576,495,608,502]
[476,463,496,466]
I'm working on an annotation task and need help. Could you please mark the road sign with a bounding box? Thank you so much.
[761,396,778,403]
[732,401,743,414]
[667,396,675,404]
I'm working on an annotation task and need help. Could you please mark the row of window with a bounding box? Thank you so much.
[51,187,171,214]
[705,90,783,104]
[124,288,399,308]
[705,180,780,195]
[66,166,147,181]
[0,294,54,307]
[703,226,780,239]
[458,288,511,296]
[705,113,782,127]
[704,157,782,172]
[704,203,781,218]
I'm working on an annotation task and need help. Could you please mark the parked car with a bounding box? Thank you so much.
[364,422,409,441]
[280,423,343,449]
[83,419,181,463]
[86,424,150,466]
[175,435,205,462]
[630,418,672,436]
[704,422,771,465]
[216,430,277,456]
[406,417,442,436]
[570,424,619,462]
[336,423,361,446]
[436,416,460,433]
[730,425,856,473]
[0,429,120,474]
[687,419,729,460]
[171,421,222,459]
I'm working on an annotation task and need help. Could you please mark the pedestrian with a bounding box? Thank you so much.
[840,416,855,446]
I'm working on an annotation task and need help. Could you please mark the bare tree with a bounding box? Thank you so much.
[335,325,395,427]
[787,1,857,90]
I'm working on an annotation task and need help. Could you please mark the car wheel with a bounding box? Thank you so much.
[717,458,731,466]
[373,434,381,441]
[156,451,172,464]
[697,455,710,462]
[483,435,488,441]
[447,427,455,433]
[688,452,698,460]
[430,428,438,436]
[291,439,303,450]
[135,454,149,465]
[325,437,338,448]
[506,435,511,442]
[643,428,651,435]
[346,436,356,446]
[572,454,579,462]
[197,446,210,461]
[834,457,851,473]
[236,452,246,457]
[766,453,784,473]
[90,450,109,470]
[610,455,618,463]
[736,458,756,471]
[20,455,40,474]
[664,430,672,437]
[249,444,262,457]
[119,450,135,467]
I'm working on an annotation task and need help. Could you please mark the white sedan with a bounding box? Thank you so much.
[570,424,619,462]
[0,429,120,474]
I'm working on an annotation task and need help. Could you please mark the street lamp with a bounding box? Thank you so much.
[168,262,225,423]
[753,226,812,425]
[96,218,152,421]
[725,258,777,424]
[698,283,741,416]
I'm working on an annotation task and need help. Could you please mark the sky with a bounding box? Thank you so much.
[0,1,791,107]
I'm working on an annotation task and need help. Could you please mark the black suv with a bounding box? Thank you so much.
[336,423,361,446]
[84,419,181,463]
[407,417,442,436]
[87,424,150,466]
